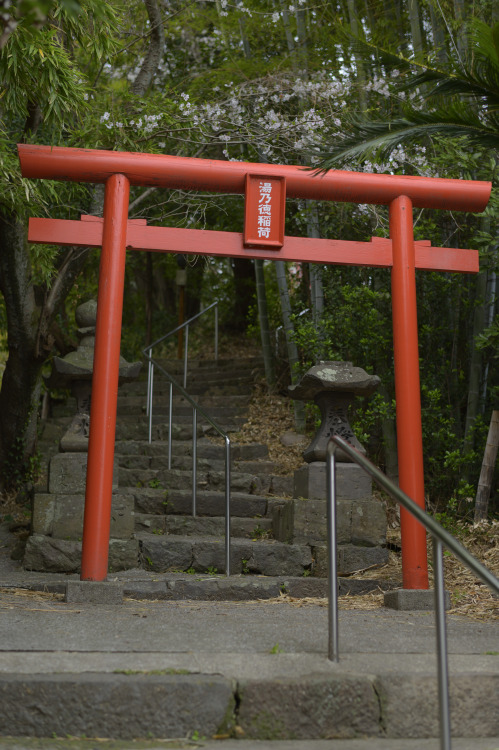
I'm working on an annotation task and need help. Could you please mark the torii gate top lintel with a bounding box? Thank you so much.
[17,143,492,590]
[18,144,491,212]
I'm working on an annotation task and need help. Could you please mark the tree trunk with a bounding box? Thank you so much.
[463,270,487,453]
[428,1,448,63]
[373,275,398,482]
[346,0,367,110]
[254,259,275,387]
[0,213,44,489]
[407,0,424,57]
[474,410,499,523]
[275,261,305,430]
[307,204,324,326]
[463,215,491,455]
[229,258,256,332]
[130,0,164,96]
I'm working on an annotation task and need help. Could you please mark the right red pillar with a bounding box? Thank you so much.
[390,195,429,589]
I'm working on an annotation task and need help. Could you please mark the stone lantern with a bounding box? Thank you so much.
[46,299,141,452]
[272,361,388,576]
[288,361,380,463]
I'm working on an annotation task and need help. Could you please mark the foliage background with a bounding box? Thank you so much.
[0,0,498,519]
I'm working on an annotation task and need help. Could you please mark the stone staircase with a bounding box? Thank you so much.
[116,355,317,577]
[24,352,390,592]
[25,355,318,578]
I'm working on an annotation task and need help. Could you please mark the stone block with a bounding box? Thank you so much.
[338,544,388,574]
[192,539,254,574]
[376,673,499,738]
[247,541,312,577]
[108,539,140,571]
[384,588,451,611]
[32,494,55,535]
[134,513,167,533]
[49,453,118,494]
[23,534,80,573]
[313,544,389,577]
[163,492,267,519]
[237,673,380,739]
[232,443,269,461]
[117,455,151,470]
[123,580,168,599]
[23,534,138,574]
[208,470,262,494]
[351,498,387,547]
[49,493,134,540]
[166,577,283,601]
[271,500,294,543]
[299,497,351,545]
[294,462,372,501]
[0,673,235,739]
[269,475,294,497]
[132,488,169,515]
[65,580,123,604]
[138,534,193,572]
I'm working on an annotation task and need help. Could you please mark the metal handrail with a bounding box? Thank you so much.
[326,435,499,750]
[143,351,231,576]
[145,301,218,402]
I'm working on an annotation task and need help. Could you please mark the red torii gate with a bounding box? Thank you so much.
[18,144,491,589]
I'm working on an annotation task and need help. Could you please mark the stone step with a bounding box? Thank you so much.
[142,372,259,388]
[119,466,264,494]
[115,439,269,461]
[121,381,257,398]
[137,533,313,576]
[51,386,254,418]
[116,402,248,418]
[118,393,252,408]
[135,512,273,539]
[114,420,242,442]
[118,452,279,476]
[146,356,264,373]
[132,487,275,518]
[118,464,293,497]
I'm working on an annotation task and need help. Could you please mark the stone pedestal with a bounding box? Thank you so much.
[294,462,372,501]
[273,464,389,575]
[283,362,389,576]
[23,300,141,574]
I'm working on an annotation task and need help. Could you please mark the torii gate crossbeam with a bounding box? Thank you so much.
[18,144,491,590]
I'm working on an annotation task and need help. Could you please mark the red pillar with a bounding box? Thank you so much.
[81,174,130,580]
[390,195,429,590]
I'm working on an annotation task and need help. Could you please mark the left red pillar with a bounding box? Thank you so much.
[81,174,130,580]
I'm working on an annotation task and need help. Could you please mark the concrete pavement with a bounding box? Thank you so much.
[0,580,497,744]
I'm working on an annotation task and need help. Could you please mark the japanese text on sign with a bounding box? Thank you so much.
[257,181,273,238]
[243,173,285,249]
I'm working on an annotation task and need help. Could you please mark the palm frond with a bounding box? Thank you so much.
[318,107,499,169]
[471,19,499,69]
[318,19,499,172]
[405,70,499,108]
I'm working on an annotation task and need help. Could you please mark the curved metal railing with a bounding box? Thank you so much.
[142,350,231,576]
[326,435,499,750]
